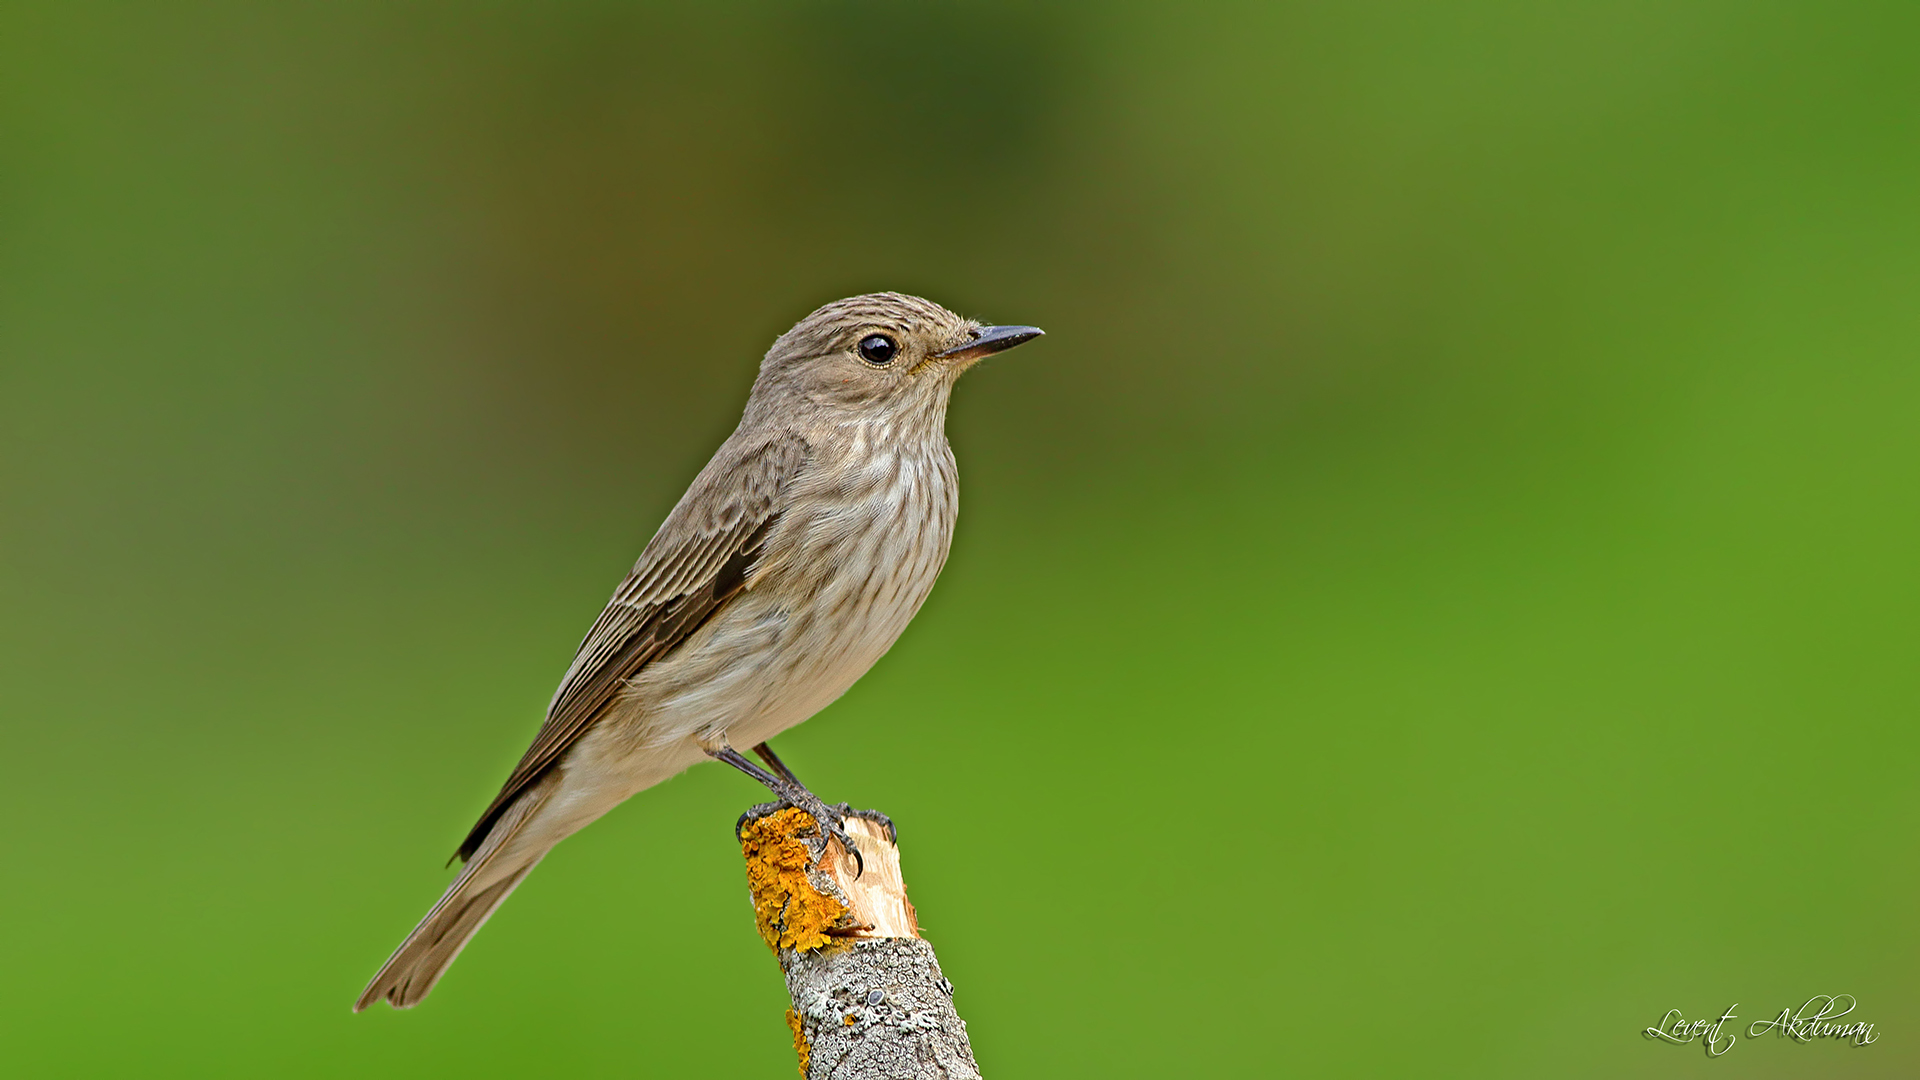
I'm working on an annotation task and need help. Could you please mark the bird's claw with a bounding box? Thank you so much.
[811,801,867,879]
[736,798,794,840]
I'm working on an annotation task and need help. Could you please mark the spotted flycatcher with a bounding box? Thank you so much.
[357,293,1042,1010]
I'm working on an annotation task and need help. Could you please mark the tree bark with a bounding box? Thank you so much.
[738,806,981,1079]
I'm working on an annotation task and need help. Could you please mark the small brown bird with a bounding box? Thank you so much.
[357,292,1042,1010]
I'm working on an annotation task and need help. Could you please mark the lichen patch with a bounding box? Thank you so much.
[785,1007,811,1077]
[740,807,850,954]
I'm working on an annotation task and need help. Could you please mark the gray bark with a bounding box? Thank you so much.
[783,937,980,1080]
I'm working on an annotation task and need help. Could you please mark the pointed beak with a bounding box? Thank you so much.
[935,324,1045,362]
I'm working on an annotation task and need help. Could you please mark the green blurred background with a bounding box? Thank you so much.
[3,2,1915,1076]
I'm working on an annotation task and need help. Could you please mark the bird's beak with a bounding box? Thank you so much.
[935,324,1045,363]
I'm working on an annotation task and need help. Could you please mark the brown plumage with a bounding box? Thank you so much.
[356,293,1042,1011]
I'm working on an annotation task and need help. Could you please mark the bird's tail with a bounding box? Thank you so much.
[355,785,554,1011]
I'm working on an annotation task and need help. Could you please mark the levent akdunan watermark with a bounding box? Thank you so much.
[1645,995,1877,1057]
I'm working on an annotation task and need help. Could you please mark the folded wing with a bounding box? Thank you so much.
[454,431,807,861]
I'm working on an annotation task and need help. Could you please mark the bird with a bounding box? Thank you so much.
[356,292,1042,1011]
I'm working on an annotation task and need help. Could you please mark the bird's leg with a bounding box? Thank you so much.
[754,742,897,843]
[750,741,802,788]
[706,741,867,875]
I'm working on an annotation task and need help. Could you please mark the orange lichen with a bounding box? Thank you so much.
[740,807,849,953]
[785,1007,810,1077]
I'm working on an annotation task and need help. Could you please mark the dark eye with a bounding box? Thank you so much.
[858,333,898,366]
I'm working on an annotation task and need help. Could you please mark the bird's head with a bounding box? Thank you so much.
[748,292,1042,429]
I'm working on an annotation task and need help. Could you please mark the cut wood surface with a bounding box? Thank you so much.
[738,806,980,1080]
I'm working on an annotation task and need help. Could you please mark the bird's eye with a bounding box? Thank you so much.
[857,333,899,366]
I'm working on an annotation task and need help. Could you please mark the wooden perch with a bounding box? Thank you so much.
[739,806,981,1080]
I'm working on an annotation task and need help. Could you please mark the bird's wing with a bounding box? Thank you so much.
[455,431,808,861]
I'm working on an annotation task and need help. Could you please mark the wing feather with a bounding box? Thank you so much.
[454,432,806,861]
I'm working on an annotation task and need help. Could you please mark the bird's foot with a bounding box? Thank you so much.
[798,795,867,878]
[734,795,869,877]
[710,743,887,876]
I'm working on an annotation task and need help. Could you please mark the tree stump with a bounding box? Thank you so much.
[738,806,981,1079]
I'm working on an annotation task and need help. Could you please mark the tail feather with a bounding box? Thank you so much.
[355,786,553,1011]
